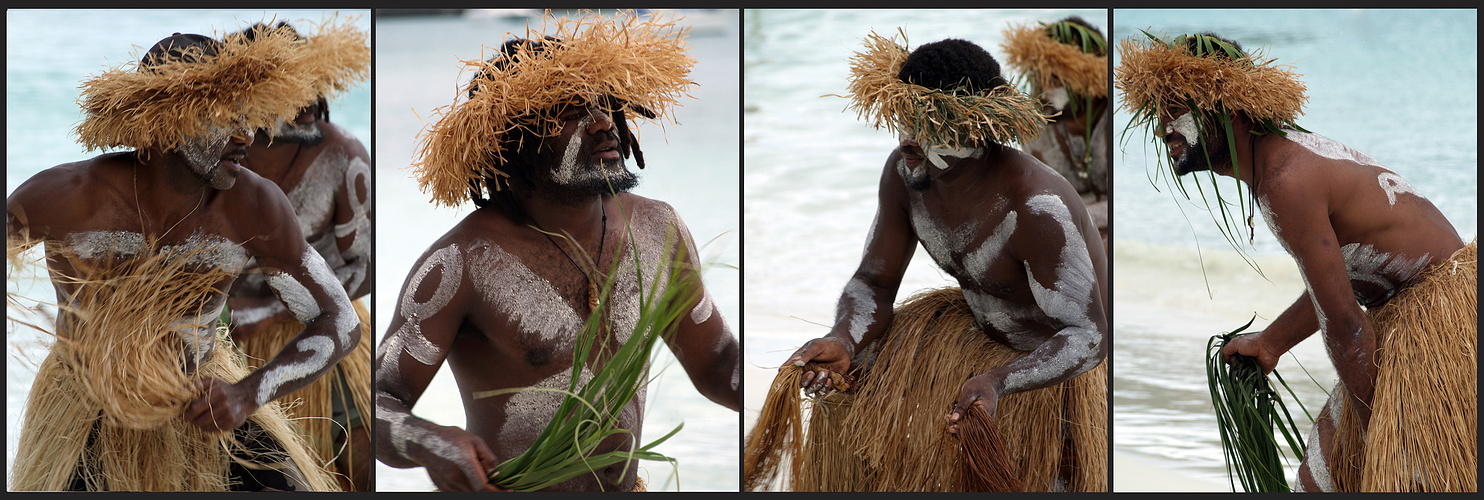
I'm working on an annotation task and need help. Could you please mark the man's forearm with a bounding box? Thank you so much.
[1262,292,1323,355]
[376,391,459,469]
[996,324,1104,396]
[828,274,897,355]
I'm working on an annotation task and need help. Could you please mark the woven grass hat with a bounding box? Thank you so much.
[229,17,370,107]
[1000,20,1108,99]
[1115,30,1307,132]
[74,23,325,153]
[411,10,696,208]
[841,30,1049,151]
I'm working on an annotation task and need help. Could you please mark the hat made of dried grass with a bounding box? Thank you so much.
[1000,21,1108,99]
[1115,30,1307,129]
[75,23,324,153]
[227,16,370,104]
[839,29,1050,150]
[411,9,696,208]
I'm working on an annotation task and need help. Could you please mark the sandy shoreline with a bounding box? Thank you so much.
[1113,451,1229,492]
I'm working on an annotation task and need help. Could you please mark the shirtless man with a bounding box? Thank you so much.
[1119,32,1472,491]
[375,29,740,492]
[7,32,359,491]
[224,20,373,491]
[784,38,1108,435]
[1007,16,1110,244]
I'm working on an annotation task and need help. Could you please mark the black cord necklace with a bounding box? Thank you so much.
[1247,133,1260,244]
[533,200,607,316]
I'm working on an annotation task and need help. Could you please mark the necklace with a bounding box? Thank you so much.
[533,200,608,317]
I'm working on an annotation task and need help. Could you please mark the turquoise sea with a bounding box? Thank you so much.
[1112,9,1477,491]
[5,8,371,489]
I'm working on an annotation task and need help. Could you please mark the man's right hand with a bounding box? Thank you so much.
[414,425,504,492]
[1221,331,1282,375]
[783,336,854,397]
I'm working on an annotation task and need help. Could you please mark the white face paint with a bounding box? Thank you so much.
[256,335,334,405]
[1041,86,1070,111]
[925,145,983,170]
[553,115,594,186]
[1377,172,1425,207]
[176,127,232,180]
[1168,112,1200,148]
[1282,130,1382,167]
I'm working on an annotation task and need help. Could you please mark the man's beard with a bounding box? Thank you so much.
[272,120,326,147]
[538,154,640,205]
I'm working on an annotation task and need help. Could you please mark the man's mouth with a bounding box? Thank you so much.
[220,149,247,168]
[594,140,621,161]
[900,146,925,167]
[1166,137,1186,160]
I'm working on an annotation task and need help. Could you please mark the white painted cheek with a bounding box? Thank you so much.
[926,146,981,170]
[553,116,593,185]
[1170,112,1199,147]
[256,335,335,405]
[266,271,320,324]
[1377,172,1425,206]
[1041,86,1070,111]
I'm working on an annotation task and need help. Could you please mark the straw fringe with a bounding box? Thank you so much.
[1331,240,1476,492]
[743,366,804,491]
[1114,31,1307,129]
[841,30,1050,150]
[1000,22,1107,99]
[290,16,371,101]
[958,405,1025,491]
[75,22,324,152]
[235,298,373,487]
[744,287,1107,491]
[411,9,696,207]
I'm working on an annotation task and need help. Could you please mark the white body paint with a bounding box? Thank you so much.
[495,366,597,456]
[66,230,248,270]
[1282,130,1382,167]
[467,241,585,352]
[266,271,319,324]
[1376,172,1424,206]
[379,393,462,462]
[1001,194,1099,394]
[839,278,877,344]
[377,244,461,394]
[690,291,713,324]
[1041,86,1069,111]
[256,335,334,405]
[1340,243,1430,295]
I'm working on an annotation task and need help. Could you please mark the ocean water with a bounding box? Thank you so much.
[372,10,741,491]
[740,6,1109,477]
[4,9,370,489]
[1112,9,1477,490]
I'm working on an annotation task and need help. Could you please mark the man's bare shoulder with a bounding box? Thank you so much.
[318,121,370,160]
[8,154,135,228]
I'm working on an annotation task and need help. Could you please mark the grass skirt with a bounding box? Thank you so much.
[746,287,1107,491]
[11,331,337,491]
[1329,240,1476,492]
[235,298,373,487]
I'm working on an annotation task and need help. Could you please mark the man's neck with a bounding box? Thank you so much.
[1219,118,1270,188]
[132,149,215,221]
[519,191,608,245]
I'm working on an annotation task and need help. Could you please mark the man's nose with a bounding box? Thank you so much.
[230,125,254,147]
[586,104,616,134]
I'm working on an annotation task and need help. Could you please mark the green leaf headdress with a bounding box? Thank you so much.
[1115,30,1308,269]
[839,29,1050,150]
[1001,19,1109,177]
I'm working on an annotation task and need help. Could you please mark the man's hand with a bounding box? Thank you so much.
[946,372,1003,435]
[415,426,503,492]
[783,336,854,397]
[184,378,258,432]
[1221,331,1282,375]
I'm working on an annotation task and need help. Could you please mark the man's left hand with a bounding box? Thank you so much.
[184,377,258,432]
[946,373,1002,435]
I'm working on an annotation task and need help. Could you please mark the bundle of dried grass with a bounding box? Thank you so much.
[839,30,1050,150]
[797,391,871,491]
[842,286,1106,491]
[957,405,1024,491]
[1114,30,1307,133]
[1000,21,1107,99]
[235,298,373,486]
[1331,240,1476,492]
[743,365,804,491]
[8,241,336,491]
[412,9,696,207]
[292,16,370,101]
[74,22,323,152]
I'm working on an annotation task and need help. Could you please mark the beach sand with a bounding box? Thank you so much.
[1114,452,1229,492]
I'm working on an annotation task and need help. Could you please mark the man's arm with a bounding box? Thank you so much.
[784,155,918,394]
[656,204,740,411]
[1239,182,1375,427]
[330,135,373,300]
[374,241,500,492]
[184,179,361,431]
[952,192,1107,424]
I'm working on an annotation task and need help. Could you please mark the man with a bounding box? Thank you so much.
[7,30,357,491]
[1002,16,1110,245]
[1117,32,1474,492]
[374,13,740,492]
[223,20,374,492]
[782,34,1108,491]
